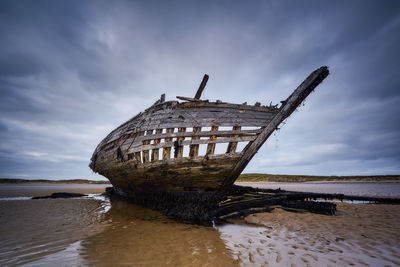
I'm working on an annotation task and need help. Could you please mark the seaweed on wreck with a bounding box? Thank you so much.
[104,185,400,224]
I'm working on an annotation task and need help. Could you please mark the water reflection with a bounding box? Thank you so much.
[2,184,398,266]
[79,196,239,266]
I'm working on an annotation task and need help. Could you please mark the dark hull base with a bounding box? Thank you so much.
[103,185,339,224]
[104,184,400,224]
[105,186,225,224]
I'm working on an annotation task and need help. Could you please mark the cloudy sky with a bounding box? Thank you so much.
[1,0,399,180]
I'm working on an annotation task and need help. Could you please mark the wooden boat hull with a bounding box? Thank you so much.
[90,67,329,197]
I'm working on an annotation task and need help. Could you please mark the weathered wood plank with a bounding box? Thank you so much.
[189,127,201,158]
[162,128,174,159]
[136,108,276,122]
[132,129,260,143]
[112,108,273,134]
[175,127,186,158]
[132,131,144,163]
[133,118,271,130]
[95,155,241,191]
[151,129,162,162]
[134,152,141,162]
[110,128,261,153]
[127,132,138,150]
[206,125,218,155]
[121,106,275,127]
[227,126,241,153]
[176,96,209,102]
[94,100,278,150]
[127,135,256,154]
[142,130,153,163]
[178,102,277,112]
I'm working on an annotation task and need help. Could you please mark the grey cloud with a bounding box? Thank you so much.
[0,0,399,179]
[0,52,45,78]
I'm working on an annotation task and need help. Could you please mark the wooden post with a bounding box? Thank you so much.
[163,128,174,159]
[134,131,144,162]
[206,125,218,155]
[227,126,241,153]
[151,129,162,161]
[127,132,137,160]
[175,127,186,158]
[189,127,201,158]
[194,74,209,99]
[142,130,153,163]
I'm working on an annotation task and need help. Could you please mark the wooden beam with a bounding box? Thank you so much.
[151,129,162,162]
[134,131,144,163]
[131,128,260,143]
[142,130,153,163]
[133,119,270,130]
[194,74,209,99]
[175,127,186,158]
[220,66,329,190]
[206,125,218,155]
[163,128,174,159]
[128,135,256,154]
[176,96,208,102]
[227,126,241,153]
[189,127,201,158]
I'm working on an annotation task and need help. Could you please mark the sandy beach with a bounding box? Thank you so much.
[218,203,400,266]
[0,183,399,266]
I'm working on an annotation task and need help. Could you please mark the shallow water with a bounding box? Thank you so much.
[0,183,399,266]
[0,184,108,197]
[0,195,238,266]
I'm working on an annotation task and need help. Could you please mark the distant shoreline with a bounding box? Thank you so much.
[1,174,400,184]
[237,174,400,183]
[0,178,110,184]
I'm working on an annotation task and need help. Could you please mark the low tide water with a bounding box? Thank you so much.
[0,182,399,266]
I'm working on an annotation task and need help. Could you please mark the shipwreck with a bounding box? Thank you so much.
[90,66,330,222]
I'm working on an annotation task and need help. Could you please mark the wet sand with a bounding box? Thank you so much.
[0,183,108,197]
[0,183,399,266]
[220,203,400,266]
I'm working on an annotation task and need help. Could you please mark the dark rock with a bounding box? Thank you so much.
[32,192,87,199]
[104,186,115,196]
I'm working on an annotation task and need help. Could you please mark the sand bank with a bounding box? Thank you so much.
[217,203,400,266]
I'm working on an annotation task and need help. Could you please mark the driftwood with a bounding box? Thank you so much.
[215,185,400,220]
[216,186,335,219]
